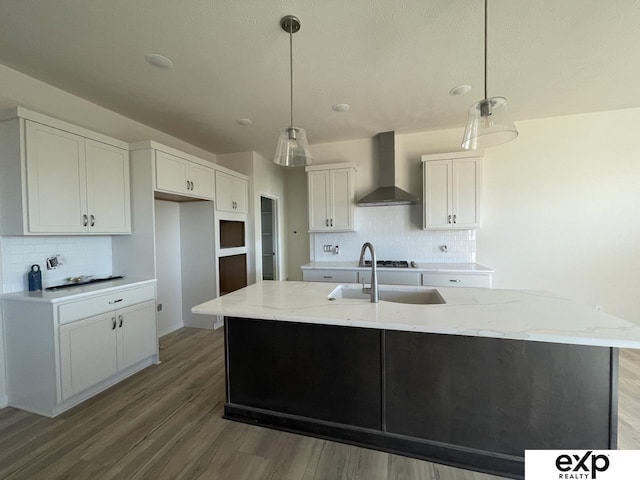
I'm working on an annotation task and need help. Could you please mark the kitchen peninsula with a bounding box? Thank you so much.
[192,281,640,479]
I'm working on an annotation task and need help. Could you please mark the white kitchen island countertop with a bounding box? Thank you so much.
[300,261,494,273]
[192,280,640,349]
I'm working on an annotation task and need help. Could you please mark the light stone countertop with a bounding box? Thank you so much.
[0,277,156,303]
[192,280,640,349]
[300,261,494,273]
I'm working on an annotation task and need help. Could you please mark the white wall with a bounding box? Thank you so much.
[288,108,640,322]
[154,200,184,337]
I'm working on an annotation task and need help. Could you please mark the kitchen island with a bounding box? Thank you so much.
[192,281,640,479]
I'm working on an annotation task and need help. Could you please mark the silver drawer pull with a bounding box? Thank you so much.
[323,275,333,279]
[109,298,123,304]
[449,279,461,283]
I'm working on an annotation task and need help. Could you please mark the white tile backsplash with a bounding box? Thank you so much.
[311,207,476,263]
[0,236,113,293]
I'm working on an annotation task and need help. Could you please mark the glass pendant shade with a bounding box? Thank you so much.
[461,97,518,150]
[274,126,313,167]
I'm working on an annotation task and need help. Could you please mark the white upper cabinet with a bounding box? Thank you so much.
[155,150,215,200]
[306,163,356,232]
[0,108,131,235]
[421,152,482,230]
[215,170,248,213]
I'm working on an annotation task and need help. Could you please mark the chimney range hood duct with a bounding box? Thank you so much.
[357,131,418,206]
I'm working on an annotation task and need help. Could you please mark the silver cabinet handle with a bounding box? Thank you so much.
[452,214,457,224]
[82,214,88,226]
[108,298,123,304]
[90,214,95,227]
[449,279,461,283]
[330,219,333,227]
[325,219,329,227]
[190,181,194,190]
[448,214,452,224]
[118,314,123,328]
[111,317,116,330]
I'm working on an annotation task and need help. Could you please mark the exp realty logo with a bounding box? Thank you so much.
[525,450,639,479]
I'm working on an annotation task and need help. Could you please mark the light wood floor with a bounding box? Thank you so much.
[0,328,638,480]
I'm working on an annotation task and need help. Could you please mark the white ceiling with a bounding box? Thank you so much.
[1,0,639,157]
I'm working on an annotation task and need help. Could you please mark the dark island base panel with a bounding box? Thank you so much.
[224,317,618,480]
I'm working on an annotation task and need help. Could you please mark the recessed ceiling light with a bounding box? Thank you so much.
[449,84,472,96]
[332,103,351,112]
[236,118,254,126]
[145,53,174,69]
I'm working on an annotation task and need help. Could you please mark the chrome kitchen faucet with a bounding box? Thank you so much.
[358,242,379,303]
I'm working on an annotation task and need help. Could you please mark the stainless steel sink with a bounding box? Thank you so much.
[328,285,445,305]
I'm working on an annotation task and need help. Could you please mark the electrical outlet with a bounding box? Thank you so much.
[157,303,163,312]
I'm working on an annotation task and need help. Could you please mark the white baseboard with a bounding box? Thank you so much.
[184,315,216,330]
[157,322,184,338]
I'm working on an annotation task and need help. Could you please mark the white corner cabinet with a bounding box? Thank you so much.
[215,170,248,213]
[0,107,131,235]
[1,281,158,417]
[421,152,482,230]
[306,163,357,232]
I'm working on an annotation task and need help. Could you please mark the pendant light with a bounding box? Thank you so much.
[273,15,313,167]
[461,0,518,150]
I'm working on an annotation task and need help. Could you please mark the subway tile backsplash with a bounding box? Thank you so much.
[311,207,476,263]
[0,236,113,293]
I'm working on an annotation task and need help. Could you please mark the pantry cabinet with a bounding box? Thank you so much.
[0,107,131,235]
[421,153,481,230]
[306,163,356,232]
[215,170,248,213]
[1,280,158,417]
[155,150,215,200]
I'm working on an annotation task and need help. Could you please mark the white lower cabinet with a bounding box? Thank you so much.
[359,271,421,286]
[422,273,492,288]
[59,300,155,400]
[1,282,158,417]
[302,270,358,283]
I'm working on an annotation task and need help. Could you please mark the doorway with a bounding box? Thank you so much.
[260,196,278,281]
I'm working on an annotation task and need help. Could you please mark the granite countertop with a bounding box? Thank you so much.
[192,281,640,349]
[300,261,495,273]
[0,277,156,303]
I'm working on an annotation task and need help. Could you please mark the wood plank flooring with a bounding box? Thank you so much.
[0,328,638,480]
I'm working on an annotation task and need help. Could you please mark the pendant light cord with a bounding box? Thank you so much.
[484,0,488,100]
[289,25,294,128]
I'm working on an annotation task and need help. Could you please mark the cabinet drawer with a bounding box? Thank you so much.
[302,270,358,283]
[421,273,491,288]
[58,284,156,325]
[359,272,421,286]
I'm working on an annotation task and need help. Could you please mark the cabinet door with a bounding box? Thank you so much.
[215,171,235,212]
[116,301,156,371]
[452,158,480,228]
[189,163,215,200]
[25,121,88,233]
[330,169,354,230]
[156,151,189,195]
[423,160,452,230]
[59,312,118,400]
[233,176,249,213]
[85,139,131,233]
[308,171,331,231]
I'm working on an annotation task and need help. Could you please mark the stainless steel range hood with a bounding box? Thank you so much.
[357,131,418,206]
